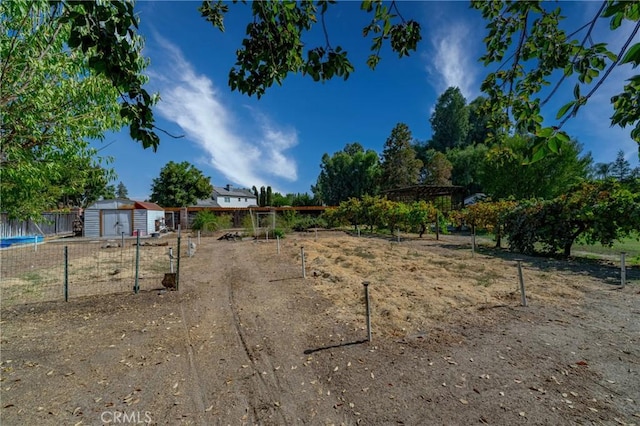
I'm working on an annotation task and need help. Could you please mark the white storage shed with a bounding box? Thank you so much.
[84,199,165,238]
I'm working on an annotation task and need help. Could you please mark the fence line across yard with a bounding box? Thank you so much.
[0,235,183,307]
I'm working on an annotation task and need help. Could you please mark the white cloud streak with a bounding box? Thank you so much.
[149,38,298,189]
[426,21,479,100]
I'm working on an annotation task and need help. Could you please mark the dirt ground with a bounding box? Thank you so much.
[1,231,639,425]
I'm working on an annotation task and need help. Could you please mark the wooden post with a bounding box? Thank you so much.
[517,261,527,307]
[621,252,626,288]
[301,246,306,279]
[472,225,476,257]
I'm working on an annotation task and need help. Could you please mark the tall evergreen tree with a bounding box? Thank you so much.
[611,150,632,181]
[380,123,422,190]
[266,186,273,206]
[259,186,266,207]
[429,87,470,152]
[116,181,129,199]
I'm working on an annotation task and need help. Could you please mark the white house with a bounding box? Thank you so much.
[193,185,257,208]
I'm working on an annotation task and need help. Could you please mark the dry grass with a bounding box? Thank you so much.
[291,232,594,338]
[1,239,176,306]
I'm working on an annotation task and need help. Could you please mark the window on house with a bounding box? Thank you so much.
[244,198,248,202]
[238,198,241,202]
[224,197,230,203]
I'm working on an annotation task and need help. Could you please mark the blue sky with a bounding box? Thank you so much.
[96,1,640,201]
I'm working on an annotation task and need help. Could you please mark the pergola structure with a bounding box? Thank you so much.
[381,185,466,212]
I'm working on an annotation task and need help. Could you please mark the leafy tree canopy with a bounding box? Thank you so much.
[481,135,592,200]
[445,144,488,195]
[504,180,640,258]
[0,0,126,219]
[471,1,640,159]
[149,161,213,207]
[414,148,452,186]
[313,142,381,205]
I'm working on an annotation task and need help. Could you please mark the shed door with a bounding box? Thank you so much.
[102,210,132,236]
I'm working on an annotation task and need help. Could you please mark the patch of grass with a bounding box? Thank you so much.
[573,236,640,266]
[336,247,376,260]
[21,271,44,285]
[475,270,501,287]
[429,259,450,267]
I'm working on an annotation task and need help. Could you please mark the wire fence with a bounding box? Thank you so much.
[1,235,182,308]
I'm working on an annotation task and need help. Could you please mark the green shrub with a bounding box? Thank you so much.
[191,211,231,232]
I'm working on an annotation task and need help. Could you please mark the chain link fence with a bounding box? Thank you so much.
[1,235,183,307]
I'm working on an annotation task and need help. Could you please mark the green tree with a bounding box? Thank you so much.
[149,161,213,207]
[271,192,292,207]
[291,193,320,206]
[259,186,266,207]
[50,162,117,209]
[116,182,129,199]
[446,144,488,195]
[0,1,127,219]
[407,200,438,237]
[266,186,273,206]
[593,162,613,180]
[481,136,592,200]
[451,200,517,248]
[472,1,640,157]
[504,181,640,258]
[380,124,422,190]
[466,97,505,146]
[313,142,381,205]
[611,150,632,181]
[103,185,117,201]
[416,149,453,186]
[429,87,470,152]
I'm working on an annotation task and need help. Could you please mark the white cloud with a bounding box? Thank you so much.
[425,21,479,101]
[148,38,298,189]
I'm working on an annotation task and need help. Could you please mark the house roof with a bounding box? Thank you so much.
[213,186,256,198]
[134,201,164,211]
[86,199,164,210]
[191,197,221,208]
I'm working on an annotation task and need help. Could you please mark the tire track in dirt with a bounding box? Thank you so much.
[178,303,207,423]
[225,246,290,426]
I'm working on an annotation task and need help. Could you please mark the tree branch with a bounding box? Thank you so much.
[559,19,640,128]
[541,0,607,107]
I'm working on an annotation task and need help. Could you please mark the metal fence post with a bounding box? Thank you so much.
[134,230,140,294]
[64,246,69,302]
[301,246,306,279]
[176,225,181,291]
[363,281,372,342]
